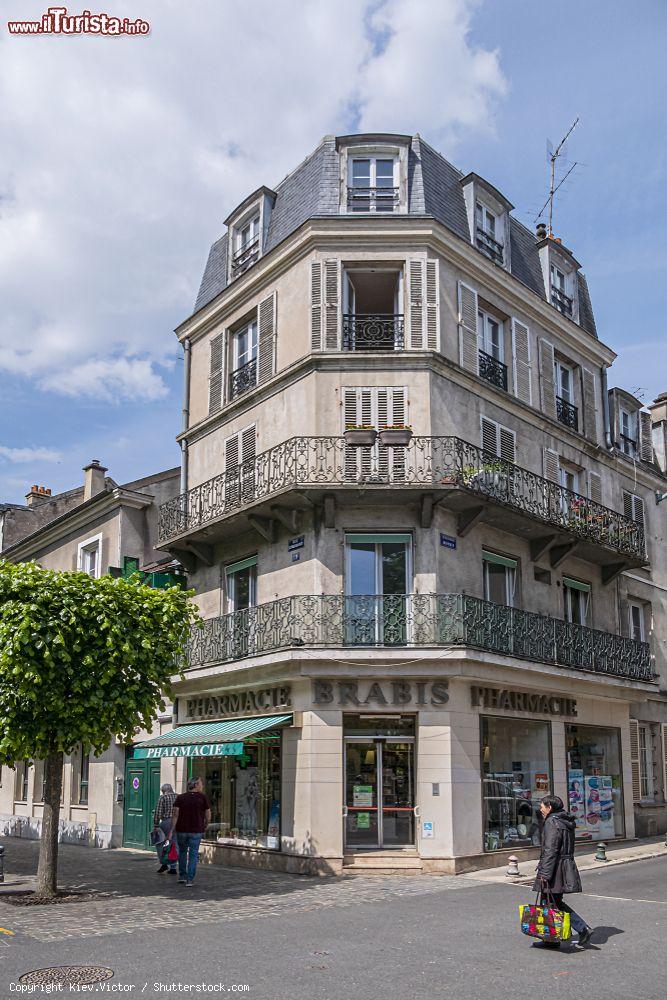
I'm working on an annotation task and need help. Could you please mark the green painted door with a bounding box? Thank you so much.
[123,755,162,849]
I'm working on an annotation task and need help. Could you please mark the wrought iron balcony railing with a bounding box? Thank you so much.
[476,228,504,265]
[187,593,652,682]
[229,358,257,400]
[230,237,260,277]
[342,314,405,351]
[347,185,399,212]
[551,285,573,317]
[158,436,646,562]
[557,395,579,432]
[478,349,508,391]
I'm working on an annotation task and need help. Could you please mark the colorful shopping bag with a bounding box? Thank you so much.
[519,895,571,941]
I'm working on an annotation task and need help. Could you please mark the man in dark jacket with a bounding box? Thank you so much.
[533,795,593,947]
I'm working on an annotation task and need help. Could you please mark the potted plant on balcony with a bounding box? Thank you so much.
[378,424,413,447]
[344,424,377,447]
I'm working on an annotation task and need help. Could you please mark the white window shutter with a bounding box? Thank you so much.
[425,260,439,350]
[324,259,341,350]
[543,447,560,483]
[241,425,256,463]
[389,387,407,426]
[511,318,532,405]
[481,417,498,457]
[408,259,424,349]
[499,427,516,464]
[458,281,479,374]
[310,261,322,351]
[224,432,240,507]
[538,339,557,419]
[629,719,641,803]
[342,387,358,429]
[240,425,256,504]
[258,292,276,384]
[588,471,602,505]
[639,411,654,463]
[208,332,224,414]
[581,368,598,442]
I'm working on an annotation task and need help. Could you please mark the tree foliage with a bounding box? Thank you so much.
[0,560,198,765]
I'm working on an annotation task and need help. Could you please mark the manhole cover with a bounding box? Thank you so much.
[19,966,114,987]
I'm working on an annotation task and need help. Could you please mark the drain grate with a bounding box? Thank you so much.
[19,966,114,987]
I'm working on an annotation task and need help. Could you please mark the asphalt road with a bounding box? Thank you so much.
[1,845,666,1000]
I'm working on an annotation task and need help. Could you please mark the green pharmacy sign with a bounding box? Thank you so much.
[133,742,244,760]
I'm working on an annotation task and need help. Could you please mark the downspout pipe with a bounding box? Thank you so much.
[180,337,191,494]
[601,364,614,451]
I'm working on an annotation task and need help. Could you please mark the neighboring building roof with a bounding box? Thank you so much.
[192,132,599,340]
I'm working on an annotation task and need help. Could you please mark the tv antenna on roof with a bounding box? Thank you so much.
[535,118,579,236]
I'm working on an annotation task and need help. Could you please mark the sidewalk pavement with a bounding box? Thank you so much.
[462,835,667,884]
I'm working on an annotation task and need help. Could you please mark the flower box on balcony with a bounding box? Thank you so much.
[378,425,413,447]
[344,426,377,447]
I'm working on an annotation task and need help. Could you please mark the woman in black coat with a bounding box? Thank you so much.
[533,795,593,947]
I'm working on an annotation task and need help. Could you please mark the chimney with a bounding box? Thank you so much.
[24,485,52,507]
[83,459,108,501]
[648,393,667,473]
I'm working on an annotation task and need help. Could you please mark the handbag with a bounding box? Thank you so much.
[519,886,571,942]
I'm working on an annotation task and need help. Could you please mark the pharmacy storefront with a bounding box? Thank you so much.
[136,670,638,875]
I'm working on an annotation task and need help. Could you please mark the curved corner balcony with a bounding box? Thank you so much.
[159,436,646,576]
[187,593,652,684]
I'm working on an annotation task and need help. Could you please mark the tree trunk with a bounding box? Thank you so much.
[36,750,63,898]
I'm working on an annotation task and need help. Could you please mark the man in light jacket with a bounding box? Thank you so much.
[533,794,593,948]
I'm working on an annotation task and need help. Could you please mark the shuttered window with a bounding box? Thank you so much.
[257,292,276,383]
[311,261,323,350]
[408,259,423,349]
[543,448,560,484]
[224,425,256,507]
[588,471,602,505]
[538,339,557,419]
[623,491,645,527]
[324,259,341,350]
[342,386,407,481]
[208,332,224,414]
[458,281,479,374]
[480,416,516,463]
[408,259,439,350]
[629,719,641,803]
[639,410,654,463]
[581,368,598,442]
[511,318,532,405]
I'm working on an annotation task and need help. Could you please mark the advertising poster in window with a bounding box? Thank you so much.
[568,769,588,837]
[584,774,616,838]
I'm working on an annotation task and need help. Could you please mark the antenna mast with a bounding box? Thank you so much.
[535,117,579,236]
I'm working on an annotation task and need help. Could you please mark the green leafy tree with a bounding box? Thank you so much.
[0,561,198,899]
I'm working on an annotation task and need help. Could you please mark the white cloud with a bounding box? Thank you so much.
[0,445,62,463]
[0,1,506,402]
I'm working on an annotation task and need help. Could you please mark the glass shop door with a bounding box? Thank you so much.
[344,739,415,849]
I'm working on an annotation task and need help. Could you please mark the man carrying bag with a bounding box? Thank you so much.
[526,794,593,948]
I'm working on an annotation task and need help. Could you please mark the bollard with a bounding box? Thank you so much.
[595,842,608,862]
[506,854,521,877]
[0,844,4,883]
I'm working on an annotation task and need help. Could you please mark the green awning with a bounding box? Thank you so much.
[482,551,518,569]
[131,714,292,759]
[563,577,591,593]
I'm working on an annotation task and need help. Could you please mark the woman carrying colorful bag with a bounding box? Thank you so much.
[522,794,593,949]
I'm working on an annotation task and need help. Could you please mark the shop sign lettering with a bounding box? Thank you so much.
[470,685,577,717]
[312,679,449,707]
[185,685,291,721]
[134,742,244,760]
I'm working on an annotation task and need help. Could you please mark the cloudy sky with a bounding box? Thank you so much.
[1,0,665,502]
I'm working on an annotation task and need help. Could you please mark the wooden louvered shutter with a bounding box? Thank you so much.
[629,719,641,803]
[240,425,256,504]
[359,388,374,479]
[538,339,557,419]
[481,417,498,457]
[381,387,407,480]
[661,725,667,805]
[588,471,602,505]
[311,261,322,350]
[408,259,424,349]
[425,260,439,350]
[458,281,479,374]
[633,494,645,528]
[543,448,560,483]
[224,432,240,507]
[499,427,516,464]
[581,368,598,442]
[639,411,654,462]
[208,332,224,414]
[324,259,341,350]
[623,490,633,520]
[511,318,532,405]
[258,292,276,383]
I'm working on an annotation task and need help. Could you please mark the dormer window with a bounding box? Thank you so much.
[348,156,398,213]
[231,215,260,277]
[619,408,637,455]
[475,202,504,265]
[550,263,573,317]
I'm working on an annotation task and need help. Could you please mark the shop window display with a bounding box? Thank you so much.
[565,724,624,841]
[481,717,552,852]
[193,737,281,850]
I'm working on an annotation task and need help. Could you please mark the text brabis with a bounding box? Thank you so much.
[312,679,449,706]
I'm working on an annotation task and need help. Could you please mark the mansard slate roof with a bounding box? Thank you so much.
[194,134,598,339]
